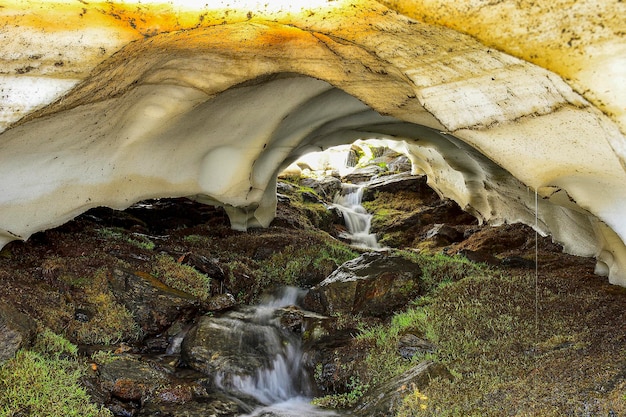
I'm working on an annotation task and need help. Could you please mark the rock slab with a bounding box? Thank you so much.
[303,252,422,317]
[355,360,451,416]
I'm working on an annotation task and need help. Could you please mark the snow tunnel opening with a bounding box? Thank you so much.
[0,71,623,284]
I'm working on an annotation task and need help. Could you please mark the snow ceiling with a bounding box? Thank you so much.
[1,0,625,284]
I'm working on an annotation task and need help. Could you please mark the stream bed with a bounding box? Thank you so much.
[177,287,343,417]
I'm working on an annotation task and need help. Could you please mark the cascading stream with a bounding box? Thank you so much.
[332,183,380,250]
[207,287,340,417]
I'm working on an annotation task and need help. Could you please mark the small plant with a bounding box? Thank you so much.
[312,376,370,409]
[90,350,117,366]
[397,250,488,293]
[397,385,429,416]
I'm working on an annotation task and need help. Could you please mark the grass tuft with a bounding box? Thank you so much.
[0,332,112,417]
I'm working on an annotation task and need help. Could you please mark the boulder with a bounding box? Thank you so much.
[303,252,422,317]
[97,355,170,402]
[361,173,433,202]
[342,165,385,184]
[109,269,201,336]
[0,301,37,363]
[299,176,343,201]
[424,223,465,244]
[181,315,277,381]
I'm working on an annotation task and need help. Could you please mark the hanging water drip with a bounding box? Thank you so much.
[534,188,539,341]
[331,183,380,250]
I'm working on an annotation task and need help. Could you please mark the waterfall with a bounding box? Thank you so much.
[332,183,380,249]
[210,287,340,417]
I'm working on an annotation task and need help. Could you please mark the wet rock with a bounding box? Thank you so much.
[355,361,452,416]
[397,334,437,360]
[303,330,369,395]
[179,253,226,282]
[181,316,272,380]
[81,372,113,408]
[300,312,336,344]
[424,223,464,244]
[387,155,412,173]
[0,301,36,363]
[342,165,385,184]
[205,293,237,312]
[155,384,195,404]
[109,268,201,337]
[361,173,431,201]
[138,394,247,417]
[98,356,170,402]
[142,319,193,354]
[108,400,139,417]
[300,190,325,204]
[277,306,305,333]
[303,252,422,317]
[299,176,343,201]
[501,255,536,268]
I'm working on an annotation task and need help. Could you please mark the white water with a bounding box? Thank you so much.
[240,397,340,417]
[212,287,340,417]
[332,183,380,250]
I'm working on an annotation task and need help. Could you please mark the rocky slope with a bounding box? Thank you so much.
[0,160,625,416]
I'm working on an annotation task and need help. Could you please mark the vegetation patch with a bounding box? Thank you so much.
[344,252,626,416]
[0,331,111,417]
[397,251,488,293]
[153,254,211,301]
[97,227,155,250]
[312,376,370,409]
[257,238,359,288]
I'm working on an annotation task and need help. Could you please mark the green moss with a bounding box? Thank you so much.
[153,255,211,301]
[182,234,213,247]
[257,238,358,288]
[68,269,141,345]
[97,227,155,250]
[289,186,337,230]
[33,329,78,359]
[0,332,111,417]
